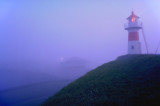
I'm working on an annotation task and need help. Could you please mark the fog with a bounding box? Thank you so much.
[1,0,160,92]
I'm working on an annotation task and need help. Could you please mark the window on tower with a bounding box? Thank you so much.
[132,17,136,22]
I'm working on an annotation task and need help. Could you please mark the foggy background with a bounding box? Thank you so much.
[0,0,160,96]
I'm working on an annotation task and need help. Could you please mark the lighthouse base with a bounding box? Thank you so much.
[128,41,141,54]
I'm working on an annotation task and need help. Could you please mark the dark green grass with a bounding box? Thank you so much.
[43,55,160,106]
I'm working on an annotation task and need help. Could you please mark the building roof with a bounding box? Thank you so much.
[127,11,140,20]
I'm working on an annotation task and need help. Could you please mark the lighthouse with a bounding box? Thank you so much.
[125,11,142,54]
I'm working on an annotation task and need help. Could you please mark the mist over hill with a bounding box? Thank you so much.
[57,57,91,80]
[0,57,92,105]
[43,55,160,106]
[0,57,91,90]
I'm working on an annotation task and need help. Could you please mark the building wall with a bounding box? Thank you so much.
[128,41,141,54]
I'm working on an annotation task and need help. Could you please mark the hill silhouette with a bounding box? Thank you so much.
[43,55,160,106]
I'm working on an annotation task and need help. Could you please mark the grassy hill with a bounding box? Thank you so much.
[43,55,160,106]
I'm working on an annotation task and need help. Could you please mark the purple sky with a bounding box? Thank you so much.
[0,0,160,68]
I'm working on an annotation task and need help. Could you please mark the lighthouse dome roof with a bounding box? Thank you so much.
[127,11,140,20]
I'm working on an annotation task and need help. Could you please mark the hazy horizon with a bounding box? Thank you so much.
[1,0,160,89]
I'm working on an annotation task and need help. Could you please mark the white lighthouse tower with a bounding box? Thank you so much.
[125,11,142,54]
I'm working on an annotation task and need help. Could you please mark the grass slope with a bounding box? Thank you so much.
[43,55,160,106]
